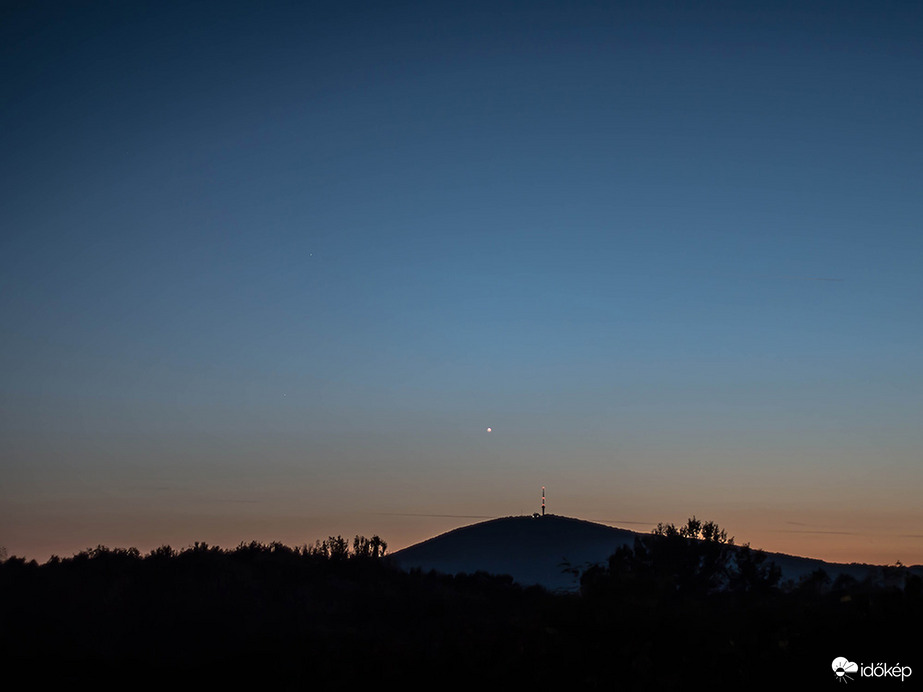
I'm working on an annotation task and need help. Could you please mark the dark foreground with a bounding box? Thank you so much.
[2,536,919,690]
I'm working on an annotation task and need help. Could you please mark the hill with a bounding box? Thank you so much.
[390,514,636,592]
[390,514,921,591]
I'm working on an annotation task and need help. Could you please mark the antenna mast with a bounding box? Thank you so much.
[542,486,545,517]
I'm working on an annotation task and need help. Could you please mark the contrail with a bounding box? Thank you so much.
[714,271,845,283]
[746,273,845,282]
[774,529,859,536]
[779,275,844,282]
[589,518,652,527]
[371,512,496,520]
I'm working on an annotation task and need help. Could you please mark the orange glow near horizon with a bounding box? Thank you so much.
[4,497,920,569]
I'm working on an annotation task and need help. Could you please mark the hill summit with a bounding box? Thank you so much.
[390,514,638,592]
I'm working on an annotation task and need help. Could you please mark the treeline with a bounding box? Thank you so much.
[2,533,389,567]
[1,524,920,689]
[0,536,555,689]
[575,518,922,686]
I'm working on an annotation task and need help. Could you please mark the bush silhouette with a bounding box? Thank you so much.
[581,516,781,599]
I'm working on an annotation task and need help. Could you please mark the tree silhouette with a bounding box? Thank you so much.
[581,516,780,599]
[353,535,388,559]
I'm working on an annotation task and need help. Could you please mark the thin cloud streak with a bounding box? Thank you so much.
[744,273,846,283]
[779,275,845,282]
[371,512,497,520]
[774,529,859,536]
[590,519,653,527]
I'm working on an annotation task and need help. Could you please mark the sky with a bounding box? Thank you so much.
[2,0,921,566]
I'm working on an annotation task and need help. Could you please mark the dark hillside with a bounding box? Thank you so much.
[390,514,638,591]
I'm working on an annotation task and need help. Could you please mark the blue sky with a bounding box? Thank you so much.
[2,0,921,564]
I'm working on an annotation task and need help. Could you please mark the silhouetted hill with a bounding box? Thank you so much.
[390,514,636,591]
[390,514,922,591]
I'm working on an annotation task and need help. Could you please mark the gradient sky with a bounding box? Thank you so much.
[2,0,921,566]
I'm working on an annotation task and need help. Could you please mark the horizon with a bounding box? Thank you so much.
[7,508,921,569]
[3,1,922,568]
